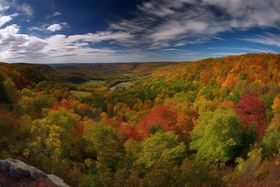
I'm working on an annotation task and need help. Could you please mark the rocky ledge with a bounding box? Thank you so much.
[0,158,69,187]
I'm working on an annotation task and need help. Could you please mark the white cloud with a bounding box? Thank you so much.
[0,1,17,28]
[47,24,63,32]
[17,3,33,17]
[1,1,33,17]
[0,24,20,35]
[138,2,175,17]
[109,0,280,48]
[0,4,9,12]
[151,20,209,42]
[0,22,132,63]
[0,15,13,27]
[52,11,62,17]
[46,22,68,32]
[0,1,135,63]
[28,26,44,32]
[243,34,280,48]
[41,32,131,58]
[47,11,62,19]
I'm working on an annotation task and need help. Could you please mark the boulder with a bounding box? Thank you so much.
[0,158,69,187]
[0,160,10,172]
[48,174,69,187]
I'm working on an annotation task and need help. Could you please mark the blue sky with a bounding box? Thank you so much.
[1,0,280,63]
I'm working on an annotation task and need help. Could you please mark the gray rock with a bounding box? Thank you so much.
[6,159,47,179]
[9,166,30,178]
[0,160,11,172]
[0,158,69,187]
[47,174,70,187]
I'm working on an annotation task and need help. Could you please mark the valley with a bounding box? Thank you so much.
[1,53,280,186]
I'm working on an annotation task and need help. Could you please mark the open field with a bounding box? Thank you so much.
[70,90,92,97]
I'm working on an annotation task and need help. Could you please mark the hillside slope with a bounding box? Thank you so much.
[0,63,55,89]
[153,53,280,85]
[50,62,176,74]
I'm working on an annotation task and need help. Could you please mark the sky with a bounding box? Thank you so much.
[1,0,280,63]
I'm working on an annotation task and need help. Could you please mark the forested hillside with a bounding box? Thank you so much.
[1,53,280,186]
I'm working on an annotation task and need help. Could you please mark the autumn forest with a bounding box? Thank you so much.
[0,53,280,186]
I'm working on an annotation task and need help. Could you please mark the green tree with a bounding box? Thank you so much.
[136,132,186,168]
[83,123,124,171]
[190,107,244,163]
[262,114,280,157]
[25,109,81,169]
[229,91,240,103]
[123,139,141,166]
[193,96,216,114]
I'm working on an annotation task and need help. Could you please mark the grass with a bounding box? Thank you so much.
[81,80,106,86]
[70,90,92,97]
[110,81,134,90]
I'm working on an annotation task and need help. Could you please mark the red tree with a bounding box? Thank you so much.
[119,124,140,141]
[52,99,69,110]
[234,93,267,138]
[137,105,176,139]
[75,121,84,135]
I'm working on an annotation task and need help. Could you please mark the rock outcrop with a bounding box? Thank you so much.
[0,158,69,187]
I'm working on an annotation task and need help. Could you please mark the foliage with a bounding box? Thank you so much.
[24,109,81,172]
[136,132,186,168]
[272,96,280,114]
[182,158,222,187]
[225,147,263,185]
[262,114,280,157]
[190,107,244,163]
[235,93,267,138]
[1,54,280,186]
[83,122,124,170]
[137,105,176,139]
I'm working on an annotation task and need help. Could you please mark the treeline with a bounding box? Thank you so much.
[1,53,280,186]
